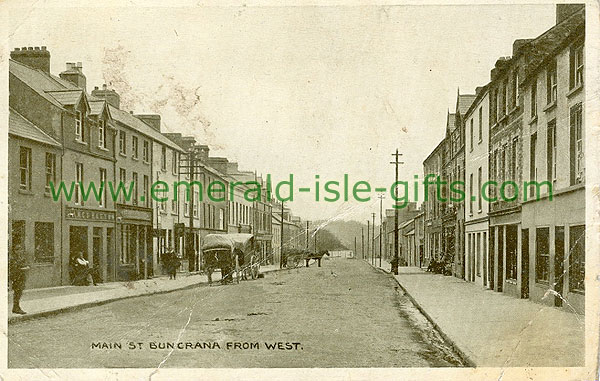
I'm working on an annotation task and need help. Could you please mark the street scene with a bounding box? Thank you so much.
[9,258,463,368]
[5,2,593,378]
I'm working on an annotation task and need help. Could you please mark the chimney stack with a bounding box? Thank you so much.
[10,46,50,72]
[59,62,87,91]
[134,114,161,132]
[91,84,121,109]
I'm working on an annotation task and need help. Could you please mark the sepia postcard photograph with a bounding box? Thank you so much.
[1,0,598,379]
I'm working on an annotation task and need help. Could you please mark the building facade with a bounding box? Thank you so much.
[464,86,491,288]
[520,6,585,313]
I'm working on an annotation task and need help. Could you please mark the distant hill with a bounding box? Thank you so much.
[314,220,370,253]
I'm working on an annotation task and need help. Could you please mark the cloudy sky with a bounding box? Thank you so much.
[8,2,556,222]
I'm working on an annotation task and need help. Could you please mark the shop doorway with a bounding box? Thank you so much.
[69,226,88,260]
[93,227,103,282]
[554,226,565,307]
[521,228,529,299]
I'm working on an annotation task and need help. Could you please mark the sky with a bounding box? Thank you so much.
[8,3,557,223]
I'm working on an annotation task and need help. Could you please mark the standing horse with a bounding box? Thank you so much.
[305,250,330,267]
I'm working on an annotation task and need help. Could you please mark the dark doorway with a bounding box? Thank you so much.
[554,226,565,307]
[69,226,88,260]
[92,227,103,282]
[106,227,114,281]
[521,228,529,298]
[489,228,495,290]
[497,226,504,292]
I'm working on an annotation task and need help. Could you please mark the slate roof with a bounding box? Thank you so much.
[109,105,184,152]
[456,94,476,115]
[89,100,108,116]
[521,7,584,84]
[9,108,61,147]
[47,89,83,106]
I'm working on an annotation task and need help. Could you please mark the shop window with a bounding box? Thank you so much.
[535,227,550,283]
[569,225,585,292]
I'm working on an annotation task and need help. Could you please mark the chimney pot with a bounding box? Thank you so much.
[102,84,107,90]
[14,48,20,51]
[41,46,46,50]
[34,46,40,50]
[94,86,99,90]
[27,47,33,50]
[21,47,27,51]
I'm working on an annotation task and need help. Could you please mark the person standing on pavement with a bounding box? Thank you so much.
[9,244,29,314]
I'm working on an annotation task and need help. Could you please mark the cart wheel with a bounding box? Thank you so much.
[251,255,259,280]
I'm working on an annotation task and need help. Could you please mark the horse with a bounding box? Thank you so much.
[305,250,330,267]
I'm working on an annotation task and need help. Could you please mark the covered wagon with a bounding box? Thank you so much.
[201,233,260,284]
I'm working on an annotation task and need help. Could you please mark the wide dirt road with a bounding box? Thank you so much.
[9,258,462,368]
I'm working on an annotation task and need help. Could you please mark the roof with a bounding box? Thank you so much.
[456,94,476,115]
[88,100,108,116]
[109,105,184,152]
[9,108,61,147]
[521,7,584,84]
[463,84,490,119]
[47,89,83,106]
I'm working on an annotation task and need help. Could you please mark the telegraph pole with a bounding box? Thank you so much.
[306,221,309,250]
[366,220,370,263]
[361,228,364,260]
[280,201,284,269]
[378,193,384,268]
[371,212,376,266]
[390,149,404,275]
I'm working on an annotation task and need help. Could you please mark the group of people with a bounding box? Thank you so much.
[161,248,181,280]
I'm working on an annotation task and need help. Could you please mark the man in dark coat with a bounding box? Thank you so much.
[9,244,29,314]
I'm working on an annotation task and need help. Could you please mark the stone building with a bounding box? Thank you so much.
[464,85,491,288]
[9,49,118,287]
[520,5,585,313]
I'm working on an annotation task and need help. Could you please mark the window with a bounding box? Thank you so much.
[490,89,498,124]
[511,137,518,183]
[171,198,178,214]
[143,175,149,207]
[75,163,83,205]
[34,222,54,263]
[219,209,225,230]
[75,111,82,140]
[132,172,138,205]
[143,140,150,162]
[193,191,199,217]
[119,168,126,204]
[172,150,178,174]
[504,80,509,114]
[99,168,107,207]
[469,119,473,151]
[45,152,56,193]
[119,131,126,155]
[547,120,557,184]
[569,225,585,292]
[19,147,32,191]
[478,107,482,142]
[469,173,473,215]
[570,43,584,89]
[98,120,107,148]
[511,70,518,108]
[477,167,482,211]
[547,60,557,104]
[161,146,167,171]
[530,80,537,118]
[132,136,138,159]
[535,227,550,283]
[529,132,537,198]
[570,103,584,185]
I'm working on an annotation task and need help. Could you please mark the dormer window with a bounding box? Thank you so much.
[98,119,107,149]
[75,111,82,140]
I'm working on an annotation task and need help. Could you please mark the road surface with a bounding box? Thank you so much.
[9,258,463,368]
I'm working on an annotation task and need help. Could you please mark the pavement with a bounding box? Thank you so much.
[8,264,283,324]
[370,258,585,367]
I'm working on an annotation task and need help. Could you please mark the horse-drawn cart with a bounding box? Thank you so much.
[201,233,260,284]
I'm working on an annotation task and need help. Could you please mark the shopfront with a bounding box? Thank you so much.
[116,204,153,280]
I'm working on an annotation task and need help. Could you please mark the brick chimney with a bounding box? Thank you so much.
[556,4,584,24]
[59,62,86,91]
[512,39,532,56]
[10,46,50,72]
[134,114,161,131]
[196,145,209,162]
[92,84,120,109]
